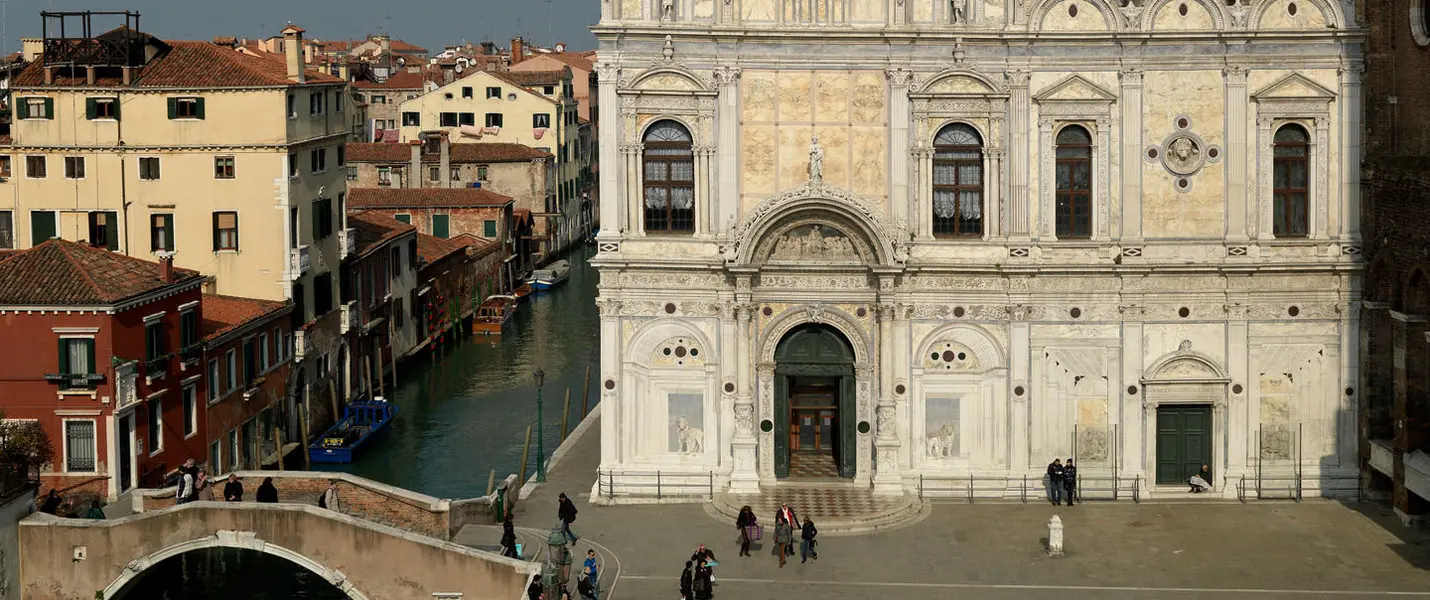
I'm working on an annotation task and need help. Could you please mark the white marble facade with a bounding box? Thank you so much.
[591,0,1365,501]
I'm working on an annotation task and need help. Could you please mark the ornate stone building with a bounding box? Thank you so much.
[590,0,1365,502]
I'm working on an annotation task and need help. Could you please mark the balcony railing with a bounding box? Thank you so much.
[339,228,357,259]
[43,373,104,390]
[290,246,311,278]
[143,355,170,381]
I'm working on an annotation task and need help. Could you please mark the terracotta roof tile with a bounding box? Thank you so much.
[501,69,569,87]
[0,135,11,145]
[348,211,417,256]
[352,70,427,90]
[416,232,472,264]
[0,240,201,306]
[345,142,551,163]
[349,187,514,209]
[12,40,341,88]
[201,294,289,341]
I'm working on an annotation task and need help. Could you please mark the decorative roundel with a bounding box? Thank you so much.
[1345,387,1354,396]
[762,306,773,317]
[724,382,736,393]
[604,379,616,390]
[1175,116,1192,130]
[1146,147,1160,161]
[1178,307,1191,318]
[1207,147,1220,160]
[1287,306,1300,317]
[664,303,677,314]
[928,342,976,370]
[1014,386,1025,397]
[655,338,702,366]
[760,419,774,433]
[895,384,906,395]
[953,306,966,318]
[857,421,871,434]
[1178,2,1188,16]
[856,307,867,318]
[1070,307,1082,319]
[1175,177,1193,194]
[1232,383,1244,394]
[1288,2,1297,16]
[1127,385,1138,395]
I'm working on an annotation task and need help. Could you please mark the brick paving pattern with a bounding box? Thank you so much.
[786,452,839,479]
[725,487,902,520]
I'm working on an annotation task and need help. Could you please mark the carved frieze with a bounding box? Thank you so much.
[605,271,726,289]
[758,274,870,289]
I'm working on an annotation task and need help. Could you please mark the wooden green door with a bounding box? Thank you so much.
[774,375,790,479]
[1156,405,1212,485]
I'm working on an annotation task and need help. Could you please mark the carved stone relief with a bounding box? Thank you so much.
[769,225,859,261]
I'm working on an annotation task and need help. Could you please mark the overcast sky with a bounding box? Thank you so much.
[3,0,599,55]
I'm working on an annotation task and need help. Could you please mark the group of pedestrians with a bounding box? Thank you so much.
[1045,457,1079,506]
[522,492,601,600]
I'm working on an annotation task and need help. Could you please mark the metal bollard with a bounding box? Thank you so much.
[1047,515,1064,557]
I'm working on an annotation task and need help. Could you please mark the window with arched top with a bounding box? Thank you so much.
[932,123,983,237]
[642,120,695,233]
[1272,124,1309,238]
[1054,125,1092,239]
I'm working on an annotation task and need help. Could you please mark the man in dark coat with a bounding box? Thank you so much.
[223,474,244,502]
[527,574,544,600]
[679,560,694,599]
[1046,458,1064,506]
[500,516,519,558]
[1062,458,1078,506]
[558,492,580,543]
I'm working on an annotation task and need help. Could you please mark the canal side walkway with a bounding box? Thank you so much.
[462,411,1430,600]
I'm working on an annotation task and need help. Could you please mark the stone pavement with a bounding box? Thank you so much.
[493,415,1430,600]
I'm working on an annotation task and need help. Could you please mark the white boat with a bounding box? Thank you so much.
[526,259,571,291]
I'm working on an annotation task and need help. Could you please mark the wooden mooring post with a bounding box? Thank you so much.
[580,365,592,416]
[560,388,572,443]
[517,425,533,488]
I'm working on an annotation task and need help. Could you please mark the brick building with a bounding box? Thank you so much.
[0,240,206,500]
[201,295,293,473]
[1360,0,1430,524]
[347,187,524,289]
[343,211,419,402]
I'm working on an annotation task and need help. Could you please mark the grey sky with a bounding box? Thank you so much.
[2,0,599,56]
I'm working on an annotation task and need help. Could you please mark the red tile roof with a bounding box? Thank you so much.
[348,211,417,256]
[349,187,514,209]
[201,294,289,341]
[0,239,202,306]
[502,69,569,87]
[12,39,341,88]
[352,70,427,90]
[519,52,594,72]
[416,232,471,264]
[345,142,551,163]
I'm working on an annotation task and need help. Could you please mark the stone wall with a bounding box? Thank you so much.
[0,487,36,600]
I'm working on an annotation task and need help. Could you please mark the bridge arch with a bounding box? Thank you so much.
[103,530,369,600]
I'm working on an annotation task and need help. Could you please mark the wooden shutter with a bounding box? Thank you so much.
[14,99,26,120]
[42,98,54,120]
[432,215,449,239]
[167,98,178,119]
[85,98,98,120]
[31,211,56,245]
[104,213,118,251]
[112,100,120,120]
[57,339,69,374]
[195,98,206,119]
[311,201,322,239]
[84,340,95,376]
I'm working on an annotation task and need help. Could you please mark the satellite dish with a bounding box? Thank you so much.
[455,62,464,73]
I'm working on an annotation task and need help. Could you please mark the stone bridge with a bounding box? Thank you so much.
[20,471,532,600]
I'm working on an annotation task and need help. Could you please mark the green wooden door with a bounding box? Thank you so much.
[774,375,790,478]
[1156,405,1212,485]
[838,374,855,478]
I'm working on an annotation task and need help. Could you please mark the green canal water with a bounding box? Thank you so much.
[122,246,601,596]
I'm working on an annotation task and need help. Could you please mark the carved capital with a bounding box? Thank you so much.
[1223,65,1249,83]
[596,298,623,317]
[886,67,915,89]
[594,62,621,83]
[735,302,757,323]
[1006,70,1031,88]
[877,303,896,322]
[1118,68,1143,85]
[1038,116,1056,130]
[1340,60,1367,78]
[712,65,742,86]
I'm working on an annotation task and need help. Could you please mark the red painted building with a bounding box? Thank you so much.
[201,295,293,473]
[0,240,206,500]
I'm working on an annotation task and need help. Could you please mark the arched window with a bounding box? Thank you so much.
[642,120,695,233]
[1272,124,1309,238]
[1054,125,1092,239]
[932,123,983,237]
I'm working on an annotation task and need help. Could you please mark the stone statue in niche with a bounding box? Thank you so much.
[661,0,675,21]
[950,0,967,23]
[926,424,956,457]
[808,136,824,183]
[675,417,704,453]
[771,225,857,261]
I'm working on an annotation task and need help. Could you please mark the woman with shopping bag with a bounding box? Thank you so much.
[735,506,760,557]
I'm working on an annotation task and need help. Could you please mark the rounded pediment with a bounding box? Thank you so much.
[755,219,873,266]
[726,181,907,268]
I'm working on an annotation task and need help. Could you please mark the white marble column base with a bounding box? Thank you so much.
[872,439,903,496]
[728,439,761,494]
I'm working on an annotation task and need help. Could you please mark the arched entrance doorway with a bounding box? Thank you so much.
[774,324,856,479]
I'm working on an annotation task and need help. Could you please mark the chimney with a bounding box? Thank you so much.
[157,252,175,284]
[338,61,350,81]
[439,132,452,188]
[511,37,524,64]
[409,140,422,188]
[380,36,392,57]
[282,24,306,83]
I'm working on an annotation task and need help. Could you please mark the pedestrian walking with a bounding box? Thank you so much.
[500,515,519,558]
[1063,458,1078,506]
[800,516,818,563]
[679,560,694,600]
[774,519,793,568]
[557,492,580,544]
[83,499,105,520]
[775,504,797,556]
[38,489,62,514]
[1046,458,1064,505]
[693,558,714,600]
[528,574,544,600]
[256,477,279,503]
[577,570,596,600]
[320,480,340,511]
[735,505,757,557]
[223,474,244,502]
[583,549,600,598]
[690,544,717,584]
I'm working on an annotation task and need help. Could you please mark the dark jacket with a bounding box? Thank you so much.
[223,480,244,502]
[578,577,595,597]
[801,521,818,541]
[736,510,752,528]
[680,567,693,597]
[693,565,713,600]
[1062,464,1078,487]
[1047,462,1064,482]
[559,498,578,523]
[500,520,517,549]
[528,579,544,600]
[256,482,279,503]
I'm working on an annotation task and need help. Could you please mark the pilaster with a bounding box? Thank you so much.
[888,68,914,230]
[596,64,622,237]
[1119,68,1143,242]
[1226,304,1249,476]
[1338,61,1364,239]
[1225,66,1250,241]
[730,297,760,493]
[873,300,901,494]
[1119,309,1144,476]
[597,298,623,469]
[1010,321,1031,469]
[1008,70,1032,240]
[714,66,742,233]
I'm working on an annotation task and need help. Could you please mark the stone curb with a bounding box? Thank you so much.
[518,402,602,501]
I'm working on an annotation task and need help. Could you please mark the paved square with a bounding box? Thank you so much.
[492,417,1430,600]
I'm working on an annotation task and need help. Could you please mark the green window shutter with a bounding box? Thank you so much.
[432,215,449,239]
[31,211,56,245]
[57,339,69,375]
[394,214,411,224]
[84,340,95,376]
[112,100,121,121]
[42,98,54,120]
[14,99,26,120]
[86,98,98,120]
[195,98,206,120]
[104,213,118,251]
[212,213,221,252]
[311,201,322,239]
[484,220,496,237]
[167,98,178,119]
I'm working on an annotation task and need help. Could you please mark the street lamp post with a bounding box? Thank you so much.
[534,369,546,482]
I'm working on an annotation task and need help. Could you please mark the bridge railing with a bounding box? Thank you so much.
[596,470,714,501]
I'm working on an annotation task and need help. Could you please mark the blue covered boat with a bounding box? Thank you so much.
[308,398,397,464]
[526,259,571,291]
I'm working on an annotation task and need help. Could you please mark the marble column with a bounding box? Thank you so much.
[874,302,902,494]
[693,146,709,235]
[1009,321,1031,470]
[729,302,760,493]
[714,67,741,233]
[1035,117,1054,240]
[1226,305,1249,478]
[985,147,1004,240]
[888,69,914,230]
[914,148,934,240]
[1119,310,1144,476]
[596,64,622,237]
[1119,68,1143,242]
[1339,62,1364,239]
[1339,305,1361,466]
[1224,66,1250,241]
[1254,116,1273,240]
[1007,70,1032,240]
[597,299,624,473]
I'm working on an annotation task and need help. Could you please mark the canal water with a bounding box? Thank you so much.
[332,244,602,498]
[121,247,602,596]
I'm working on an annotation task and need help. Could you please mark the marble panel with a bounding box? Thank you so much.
[778,125,814,189]
[914,0,934,23]
[744,0,778,21]
[850,72,887,125]
[815,125,852,189]
[1143,323,1226,371]
[742,71,778,123]
[985,0,1004,22]
[850,126,887,199]
[1142,69,1226,239]
[851,0,884,22]
[815,72,851,123]
[639,74,700,91]
[1249,322,1338,338]
[1258,0,1328,29]
[1077,397,1108,426]
[1040,0,1113,31]
[1032,324,1120,339]
[694,0,715,18]
[779,72,814,122]
[1151,0,1215,30]
[668,392,706,454]
[621,0,642,19]
[637,113,656,131]
[742,124,778,194]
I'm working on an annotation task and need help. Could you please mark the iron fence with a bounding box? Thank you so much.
[917,473,1142,503]
[597,470,714,501]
